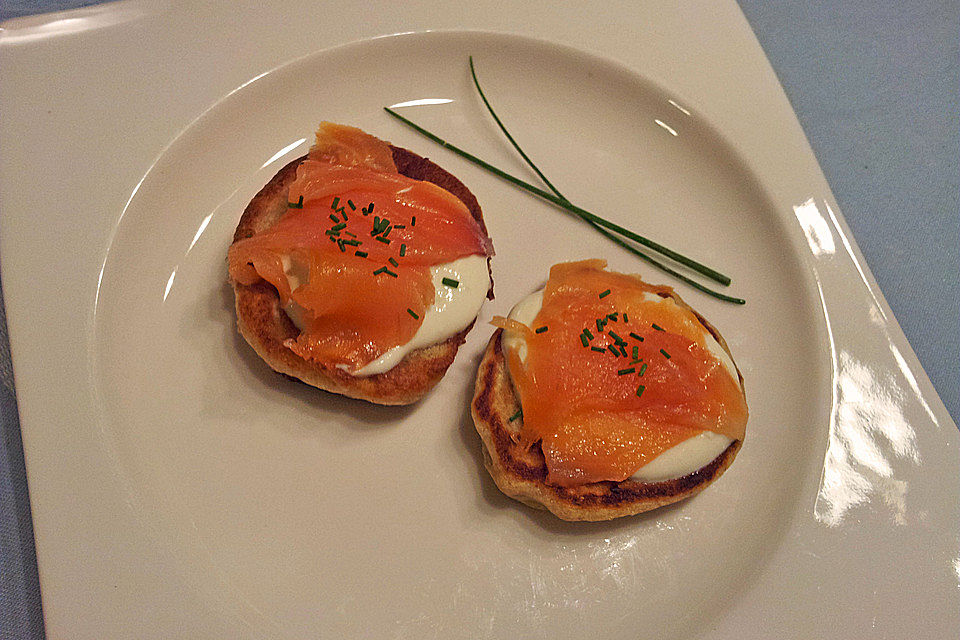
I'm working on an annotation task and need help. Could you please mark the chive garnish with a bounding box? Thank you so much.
[382,225,392,238]
[325,230,340,236]
[582,328,594,340]
[639,363,648,377]
[410,216,416,226]
[598,289,611,299]
[389,257,399,267]
[393,224,406,229]
[618,367,636,375]
[607,345,620,356]
[344,231,357,238]
[355,250,368,258]
[535,326,548,334]
[376,236,391,244]
[373,267,387,275]
[652,323,665,331]
[441,277,459,288]
[608,330,624,344]
[407,308,419,319]
[329,214,339,223]
[367,202,375,213]
[580,334,589,348]
[632,345,639,360]
[348,199,356,210]
[508,409,523,422]
[629,332,644,342]
[330,197,340,210]
[342,239,361,246]
[596,319,604,332]
[622,313,629,323]
[636,384,645,398]
[331,222,346,231]
[288,195,304,209]
[608,312,618,321]
[619,345,628,357]
[591,346,606,353]
[660,348,671,359]
[385,61,746,304]
[384,269,398,278]
[372,216,381,233]
[399,244,407,257]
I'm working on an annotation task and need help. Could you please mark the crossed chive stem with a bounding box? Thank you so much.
[382,56,745,305]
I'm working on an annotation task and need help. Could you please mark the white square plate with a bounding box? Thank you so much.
[1,2,957,638]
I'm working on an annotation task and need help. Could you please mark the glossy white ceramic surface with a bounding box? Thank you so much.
[1,4,956,639]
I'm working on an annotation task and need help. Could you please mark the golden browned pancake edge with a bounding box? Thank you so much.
[230,147,492,406]
[470,286,744,521]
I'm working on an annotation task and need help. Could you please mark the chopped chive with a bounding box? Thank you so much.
[629,332,644,342]
[591,346,606,353]
[325,230,341,236]
[382,225,392,238]
[608,312,618,321]
[632,345,639,360]
[393,224,406,229]
[411,216,416,227]
[330,197,340,210]
[508,409,522,422]
[373,267,387,275]
[535,326,548,334]
[598,289,611,299]
[376,236,391,244]
[652,323,665,332]
[636,384,645,398]
[344,231,357,238]
[389,257,399,267]
[348,199,356,210]
[639,363,648,377]
[407,308,420,319]
[367,202,375,213]
[660,348,671,359]
[622,313,629,323]
[399,244,407,257]
[619,345,628,357]
[337,241,346,253]
[608,330,624,344]
[361,206,368,215]
[618,367,636,375]
[372,216,381,233]
[331,222,346,231]
[329,214,340,223]
[580,334,589,348]
[582,328,594,340]
[342,239,361,246]
[607,345,620,356]
[355,250,368,258]
[596,319,604,332]
[288,195,304,209]
[442,277,459,288]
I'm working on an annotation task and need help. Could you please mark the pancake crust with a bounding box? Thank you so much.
[230,147,492,405]
[471,287,744,521]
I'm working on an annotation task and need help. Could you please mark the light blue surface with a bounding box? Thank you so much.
[1,2,957,638]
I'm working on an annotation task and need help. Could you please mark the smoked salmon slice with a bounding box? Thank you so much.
[496,260,747,487]
[228,123,492,370]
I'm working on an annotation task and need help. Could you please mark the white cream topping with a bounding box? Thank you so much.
[281,254,489,377]
[502,288,739,482]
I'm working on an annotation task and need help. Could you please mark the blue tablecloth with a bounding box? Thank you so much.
[1,2,957,638]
